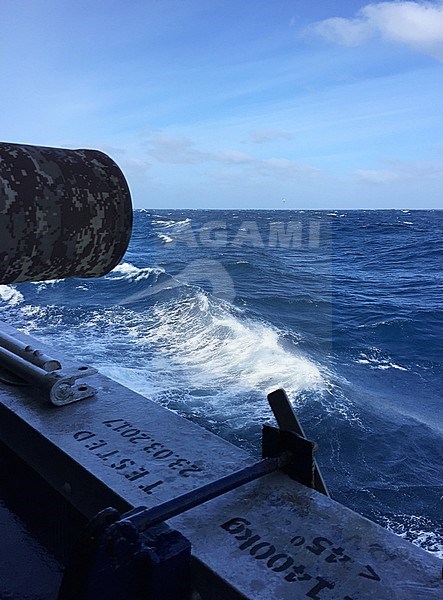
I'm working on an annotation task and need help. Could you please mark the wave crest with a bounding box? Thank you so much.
[0,285,24,306]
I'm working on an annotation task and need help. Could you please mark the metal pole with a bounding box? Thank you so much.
[0,346,50,385]
[126,457,280,531]
[0,346,97,406]
[0,331,61,371]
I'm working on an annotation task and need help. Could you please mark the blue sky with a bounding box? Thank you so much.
[1,0,442,209]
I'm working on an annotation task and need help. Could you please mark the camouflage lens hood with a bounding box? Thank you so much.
[0,142,133,284]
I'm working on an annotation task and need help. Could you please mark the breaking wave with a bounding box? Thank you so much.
[0,285,24,307]
[108,262,165,281]
[137,291,323,395]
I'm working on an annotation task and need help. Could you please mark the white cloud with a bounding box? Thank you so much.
[355,168,401,183]
[313,16,374,47]
[311,1,443,60]
[256,157,320,179]
[120,157,151,178]
[147,134,211,164]
[355,158,443,183]
[216,150,254,165]
[145,133,320,180]
[251,129,294,144]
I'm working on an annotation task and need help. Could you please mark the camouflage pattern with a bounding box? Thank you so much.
[0,142,133,284]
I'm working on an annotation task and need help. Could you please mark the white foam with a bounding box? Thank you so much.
[389,362,408,371]
[152,218,191,228]
[151,219,176,226]
[109,262,165,282]
[140,292,324,396]
[30,279,63,285]
[357,352,408,372]
[378,513,443,559]
[0,285,24,306]
[30,279,64,293]
[157,233,174,243]
[55,291,323,398]
[110,262,141,278]
[13,287,325,429]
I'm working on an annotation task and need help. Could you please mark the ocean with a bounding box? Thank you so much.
[1,209,442,559]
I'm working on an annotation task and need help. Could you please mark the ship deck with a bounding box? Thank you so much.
[0,320,441,599]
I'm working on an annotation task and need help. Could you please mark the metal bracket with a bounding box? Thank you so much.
[0,332,97,406]
[265,388,329,496]
[262,424,317,487]
[45,366,98,406]
[58,507,191,600]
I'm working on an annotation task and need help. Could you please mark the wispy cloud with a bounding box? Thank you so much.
[250,129,293,144]
[215,150,254,165]
[146,133,320,180]
[147,134,211,164]
[355,168,401,183]
[253,157,320,179]
[355,158,443,183]
[309,1,443,60]
[120,157,151,178]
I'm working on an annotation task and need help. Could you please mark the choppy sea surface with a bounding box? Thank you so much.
[1,209,442,558]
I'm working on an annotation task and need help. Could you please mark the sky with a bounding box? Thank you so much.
[1,0,443,209]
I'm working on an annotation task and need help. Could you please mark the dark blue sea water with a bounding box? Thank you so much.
[1,209,442,558]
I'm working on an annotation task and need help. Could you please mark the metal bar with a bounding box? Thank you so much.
[268,388,307,437]
[268,388,330,497]
[125,457,280,532]
[0,346,49,384]
[0,347,97,405]
[0,331,61,371]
